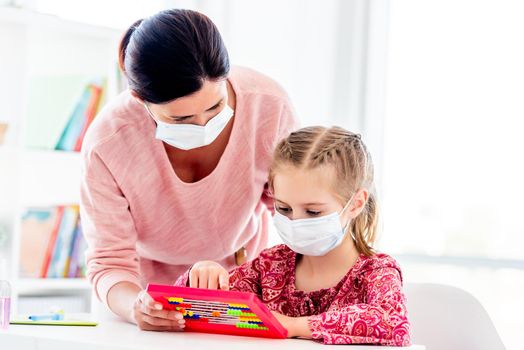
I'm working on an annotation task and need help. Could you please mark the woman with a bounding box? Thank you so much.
[80,9,298,331]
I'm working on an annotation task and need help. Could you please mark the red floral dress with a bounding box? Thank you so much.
[175,244,411,345]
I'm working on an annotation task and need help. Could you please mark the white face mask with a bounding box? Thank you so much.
[147,104,234,150]
[273,198,354,256]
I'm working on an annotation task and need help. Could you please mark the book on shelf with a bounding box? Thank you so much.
[19,205,87,279]
[40,206,64,277]
[26,74,106,152]
[47,206,79,278]
[73,83,104,152]
[55,80,105,152]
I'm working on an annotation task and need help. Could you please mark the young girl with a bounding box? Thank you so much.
[174,126,411,345]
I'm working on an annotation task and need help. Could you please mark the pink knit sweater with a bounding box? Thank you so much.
[80,66,298,306]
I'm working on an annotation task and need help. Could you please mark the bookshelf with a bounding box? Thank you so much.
[17,278,91,293]
[0,6,123,315]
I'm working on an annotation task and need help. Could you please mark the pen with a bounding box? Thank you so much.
[28,313,64,321]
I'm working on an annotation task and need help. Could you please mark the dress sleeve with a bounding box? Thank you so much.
[307,267,411,346]
[173,269,190,287]
[80,149,142,306]
[228,256,262,296]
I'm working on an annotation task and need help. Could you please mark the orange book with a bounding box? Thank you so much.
[73,84,103,152]
[19,208,59,278]
[40,206,65,278]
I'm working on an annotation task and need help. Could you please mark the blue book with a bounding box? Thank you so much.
[47,206,79,278]
[66,221,82,278]
[55,86,91,151]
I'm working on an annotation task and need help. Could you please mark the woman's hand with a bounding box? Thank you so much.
[189,261,230,290]
[132,289,186,331]
[271,311,312,338]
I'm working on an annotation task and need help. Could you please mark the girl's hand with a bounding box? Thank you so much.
[132,290,186,331]
[271,311,312,338]
[189,260,230,290]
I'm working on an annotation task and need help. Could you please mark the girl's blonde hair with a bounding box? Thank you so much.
[268,126,378,256]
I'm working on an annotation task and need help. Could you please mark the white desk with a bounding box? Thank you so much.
[1,317,425,350]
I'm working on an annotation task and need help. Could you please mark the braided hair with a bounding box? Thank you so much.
[268,126,378,256]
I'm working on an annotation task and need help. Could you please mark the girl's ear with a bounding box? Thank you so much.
[346,188,369,220]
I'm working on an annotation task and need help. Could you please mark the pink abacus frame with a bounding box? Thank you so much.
[146,284,288,339]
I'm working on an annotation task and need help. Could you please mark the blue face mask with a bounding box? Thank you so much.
[145,103,234,150]
[273,197,354,256]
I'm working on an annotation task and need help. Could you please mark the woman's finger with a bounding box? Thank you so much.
[142,313,184,327]
[138,318,185,332]
[166,310,184,321]
[139,290,162,311]
[141,304,183,320]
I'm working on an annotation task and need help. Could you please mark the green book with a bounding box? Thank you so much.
[25,74,88,150]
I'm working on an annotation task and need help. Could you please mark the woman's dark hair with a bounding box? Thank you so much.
[119,9,230,104]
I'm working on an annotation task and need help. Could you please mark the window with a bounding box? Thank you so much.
[382,1,524,347]
[30,0,165,28]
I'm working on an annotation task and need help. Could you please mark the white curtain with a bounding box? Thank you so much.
[167,0,389,176]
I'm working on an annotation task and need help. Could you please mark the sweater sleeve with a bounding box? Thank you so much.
[80,149,142,306]
[307,267,411,346]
